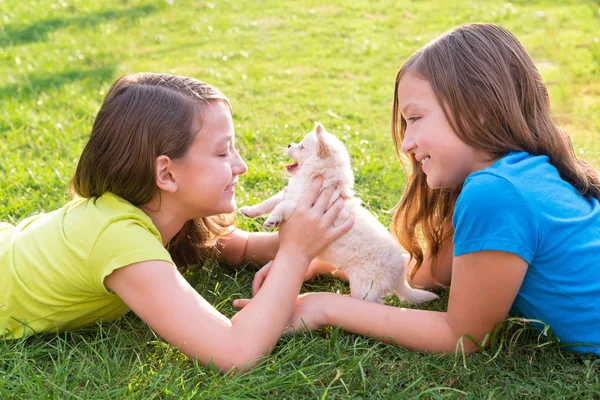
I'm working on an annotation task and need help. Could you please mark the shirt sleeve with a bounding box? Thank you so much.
[87,218,175,294]
[452,173,539,264]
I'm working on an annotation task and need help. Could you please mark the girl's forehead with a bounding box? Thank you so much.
[191,103,232,132]
[398,77,434,110]
[195,101,231,122]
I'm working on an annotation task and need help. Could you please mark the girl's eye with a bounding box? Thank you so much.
[219,151,231,157]
[406,116,421,123]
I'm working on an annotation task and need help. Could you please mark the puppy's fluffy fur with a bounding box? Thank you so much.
[239,123,438,304]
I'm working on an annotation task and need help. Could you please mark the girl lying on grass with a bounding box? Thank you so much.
[0,73,354,370]
[238,23,600,356]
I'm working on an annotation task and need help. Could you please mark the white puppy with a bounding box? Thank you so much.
[239,123,438,304]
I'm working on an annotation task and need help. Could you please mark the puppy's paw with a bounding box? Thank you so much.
[263,217,281,229]
[238,206,258,218]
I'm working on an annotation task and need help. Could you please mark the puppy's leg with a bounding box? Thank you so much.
[263,199,297,229]
[394,275,439,305]
[394,254,439,305]
[239,190,285,218]
[347,270,384,304]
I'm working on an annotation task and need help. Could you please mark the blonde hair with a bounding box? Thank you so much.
[391,23,600,282]
[70,73,235,267]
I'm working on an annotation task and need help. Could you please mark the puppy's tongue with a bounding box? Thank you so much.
[284,162,298,171]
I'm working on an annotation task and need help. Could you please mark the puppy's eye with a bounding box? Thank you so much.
[299,144,304,150]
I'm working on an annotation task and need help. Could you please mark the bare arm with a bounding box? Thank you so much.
[286,250,527,352]
[218,229,279,268]
[409,220,454,288]
[105,249,310,370]
[305,258,348,281]
[105,180,354,370]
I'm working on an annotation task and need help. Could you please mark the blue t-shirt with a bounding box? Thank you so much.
[452,151,600,355]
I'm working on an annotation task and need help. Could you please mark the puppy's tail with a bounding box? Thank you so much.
[394,277,439,305]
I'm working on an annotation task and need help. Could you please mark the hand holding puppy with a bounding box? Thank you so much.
[277,176,353,265]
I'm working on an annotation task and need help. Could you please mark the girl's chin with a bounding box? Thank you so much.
[426,178,458,190]
[222,201,236,214]
[425,175,443,189]
[425,173,435,187]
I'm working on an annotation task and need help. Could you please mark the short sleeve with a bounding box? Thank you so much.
[88,218,174,294]
[452,173,539,263]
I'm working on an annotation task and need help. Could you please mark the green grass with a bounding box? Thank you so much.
[1,0,599,398]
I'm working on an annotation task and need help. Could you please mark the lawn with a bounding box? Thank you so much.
[1,0,599,398]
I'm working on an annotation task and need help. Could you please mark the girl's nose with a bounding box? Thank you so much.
[234,153,248,175]
[400,136,416,154]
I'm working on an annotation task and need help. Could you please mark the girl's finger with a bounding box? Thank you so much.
[232,298,251,308]
[299,176,324,208]
[252,274,265,297]
[328,211,355,241]
[321,196,346,226]
[312,185,337,212]
[252,260,273,296]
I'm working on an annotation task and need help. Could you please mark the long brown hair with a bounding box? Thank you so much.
[70,73,235,267]
[391,23,600,282]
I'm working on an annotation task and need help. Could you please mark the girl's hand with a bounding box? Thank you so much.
[278,177,354,263]
[233,293,327,333]
[252,260,273,296]
[284,293,326,333]
[251,259,346,297]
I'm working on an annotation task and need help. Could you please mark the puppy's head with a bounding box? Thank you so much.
[285,122,350,176]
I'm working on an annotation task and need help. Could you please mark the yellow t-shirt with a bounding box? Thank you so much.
[0,192,174,338]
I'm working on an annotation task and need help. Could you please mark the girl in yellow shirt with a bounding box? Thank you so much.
[0,72,353,371]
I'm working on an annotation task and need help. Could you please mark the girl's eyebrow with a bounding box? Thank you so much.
[214,135,232,148]
[214,136,233,149]
[401,101,421,115]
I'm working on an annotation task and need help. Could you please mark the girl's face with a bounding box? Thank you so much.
[171,103,247,218]
[398,71,493,189]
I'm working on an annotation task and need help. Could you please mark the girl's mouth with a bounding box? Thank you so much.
[224,181,238,192]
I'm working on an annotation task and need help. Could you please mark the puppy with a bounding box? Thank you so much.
[239,123,438,304]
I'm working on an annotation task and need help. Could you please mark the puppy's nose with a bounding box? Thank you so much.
[287,144,291,148]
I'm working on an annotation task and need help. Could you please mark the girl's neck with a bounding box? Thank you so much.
[140,196,187,246]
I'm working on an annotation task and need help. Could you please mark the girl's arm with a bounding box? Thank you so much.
[249,258,347,297]
[105,180,354,371]
[219,227,348,282]
[105,251,304,370]
[409,220,454,289]
[283,250,527,352]
[218,229,279,268]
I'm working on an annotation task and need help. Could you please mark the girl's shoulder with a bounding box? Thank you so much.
[464,151,579,207]
[62,191,163,249]
[467,151,554,186]
[458,151,600,234]
[65,192,154,226]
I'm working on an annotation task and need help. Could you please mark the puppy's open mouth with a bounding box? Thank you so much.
[284,162,299,173]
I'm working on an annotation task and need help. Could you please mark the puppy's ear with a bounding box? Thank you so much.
[315,121,325,135]
[315,122,331,159]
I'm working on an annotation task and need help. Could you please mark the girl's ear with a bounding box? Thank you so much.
[155,155,178,193]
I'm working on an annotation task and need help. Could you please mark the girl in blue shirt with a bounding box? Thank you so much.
[238,23,600,355]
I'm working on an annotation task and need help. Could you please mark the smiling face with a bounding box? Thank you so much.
[170,102,247,218]
[397,71,494,189]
